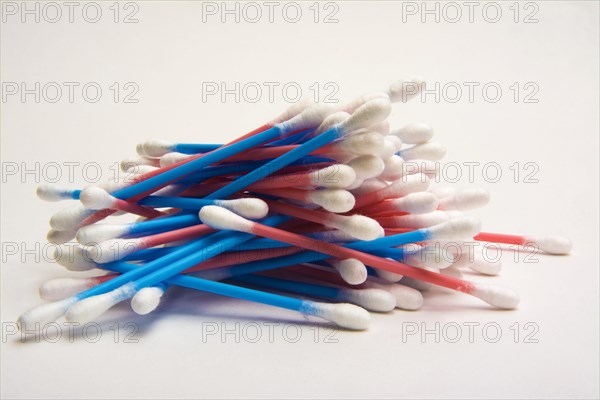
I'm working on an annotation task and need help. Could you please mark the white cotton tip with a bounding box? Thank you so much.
[36,184,74,202]
[86,239,143,263]
[348,155,384,180]
[471,283,520,309]
[391,123,434,144]
[387,284,423,310]
[337,288,396,312]
[346,178,364,190]
[438,188,490,211]
[76,223,129,245]
[199,205,254,233]
[350,178,388,196]
[98,178,130,193]
[308,301,370,331]
[215,198,269,219]
[142,139,175,158]
[429,216,482,240]
[371,120,391,135]
[308,189,355,213]
[310,165,357,188]
[126,165,158,176]
[380,155,404,180]
[120,157,158,172]
[131,286,165,315]
[396,192,439,214]
[454,253,502,276]
[160,152,190,167]
[331,259,368,285]
[49,203,94,231]
[340,97,392,133]
[65,284,137,324]
[403,244,453,269]
[387,76,426,103]
[377,137,398,160]
[79,186,116,210]
[136,142,148,157]
[380,173,431,199]
[400,142,446,161]
[376,269,404,283]
[339,92,389,113]
[270,98,314,124]
[524,236,573,255]
[428,186,456,198]
[330,215,384,241]
[277,104,335,134]
[335,131,386,156]
[47,228,77,244]
[387,134,403,150]
[53,245,97,271]
[39,278,98,301]
[385,210,450,229]
[312,111,351,136]
[17,298,77,332]
[365,281,423,310]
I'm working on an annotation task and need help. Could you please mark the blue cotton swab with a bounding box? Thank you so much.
[233,274,396,312]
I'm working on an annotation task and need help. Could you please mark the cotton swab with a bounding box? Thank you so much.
[199,206,520,309]
[437,188,490,211]
[375,210,449,229]
[234,274,396,312]
[353,173,430,208]
[390,123,434,144]
[136,196,269,218]
[358,192,439,215]
[75,213,200,244]
[474,232,572,255]
[254,188,356,213]
[347,155,385,180]
[262,199,383,241]
[79,186,164,218]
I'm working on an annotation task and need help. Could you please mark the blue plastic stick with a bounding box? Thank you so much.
[205,126,344,200]
[173,143,222,154]
[112,126,284,200]
[127,213,200,236]
[234,274,340,300]
[137,196,221,210]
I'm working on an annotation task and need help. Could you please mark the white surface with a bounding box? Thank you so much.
[1,1,599,399]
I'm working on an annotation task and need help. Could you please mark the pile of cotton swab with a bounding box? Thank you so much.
[21,77,573,332]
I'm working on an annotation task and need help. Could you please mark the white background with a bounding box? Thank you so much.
[1,1,599,398]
